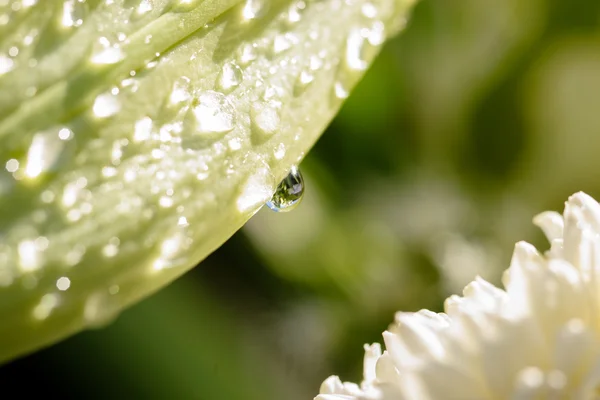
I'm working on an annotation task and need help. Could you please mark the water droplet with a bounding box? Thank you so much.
[365,21,385,46]
[133,116,153,142]
[93,91,120,118]
[274,142,286,160]
[91,37,124,65]
[237,166,274,213]
[309,55,323,71]
[361,2,377,18]
[242,0,266,21]
[56,276,71,291]
[192,91,235,137]
[287,1,306,23]
[0,53,14,75]
[84,290,120,329]
[333,81,349,99]
[32,294,59,321]
[5,159,19,173]
[293,70,314,95]
[24,130,65,178]
[273,34,292,54]
[61,0,87,28]
[251,102,280,138]
[18,239,43,272]
[266,166,304,212]
[169,76,192,105]
[238,43,257,65]
[346,28,368,71]
[136,0,153,15]
[217,62,243,93]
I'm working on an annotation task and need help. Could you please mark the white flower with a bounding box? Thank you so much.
[315,191,600,400]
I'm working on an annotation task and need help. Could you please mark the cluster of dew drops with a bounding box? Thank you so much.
[0,0,396,326]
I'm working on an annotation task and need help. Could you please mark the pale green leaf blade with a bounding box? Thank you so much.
[0,0,417,363]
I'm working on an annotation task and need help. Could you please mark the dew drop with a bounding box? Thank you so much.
[266,166,304,212]
[0,53,14,75]
[133,116,153,142]
[361,2,378,18]
[238,43,257,65]
[61,0,87,28]
[242,0,266,21]
[237,166,274,213]
[169,76,192,105]
[24,130,65,179]
[56,276,71,291]
[93,91,120,118]
[287,1,305,23]
[136,0,153,15]
[273,34,292,54]
[217,62,243,93]
[251,102,280,138]
[192,91,235,137]
[84,289,120,329]
[309,55,323,71]
[18,239,43,272]
[91,37,124,65]
[345,28,368,71]
[274,142,286,160]
[32,294,59,321]
[333,81,349,99]
[293,70,314,95]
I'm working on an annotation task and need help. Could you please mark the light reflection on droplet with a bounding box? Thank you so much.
[0,54,14,75]
[56,276,71,291]
[217,62,243,93]
[93,92,120,118]
[346,28,368,71]
[237,166,274,213]
[133,116,153,142]
[5,159,19,173]
[192,91,235,136]
[25,131,65,179]
[91,37,124,65]
[137,0,152,15]
[274,142,286,160]
[18,239,42,272]
[251,102,280,138]
[32,294,59,321]
[84,290,119,328]
[170,77,192,105]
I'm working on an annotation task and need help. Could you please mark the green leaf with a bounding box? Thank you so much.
[0,0,417,364]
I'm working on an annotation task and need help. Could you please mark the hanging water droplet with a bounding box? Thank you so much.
[217,62,243,93]
[266,166,304,212]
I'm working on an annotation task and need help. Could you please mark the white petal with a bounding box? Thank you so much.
[533,211,564,242]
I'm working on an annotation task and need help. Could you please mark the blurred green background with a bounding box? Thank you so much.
[4,0,600,397]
